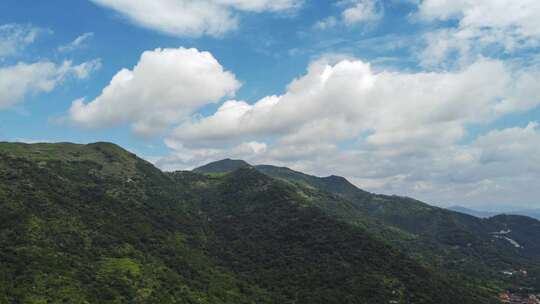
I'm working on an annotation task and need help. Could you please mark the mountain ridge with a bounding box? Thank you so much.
[0,143,537,303]
[450,205,540,220]
[193,158,540,290]
[193,158,251,174]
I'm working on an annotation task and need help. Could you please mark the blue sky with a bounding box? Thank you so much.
[1,0,539,210]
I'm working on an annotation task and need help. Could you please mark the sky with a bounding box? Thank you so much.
[1,0,540,211]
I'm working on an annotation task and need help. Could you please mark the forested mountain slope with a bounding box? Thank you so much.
[0,142,502,303]
[199,159,540,291]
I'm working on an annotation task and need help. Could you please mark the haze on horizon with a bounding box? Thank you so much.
[1,0,539,211]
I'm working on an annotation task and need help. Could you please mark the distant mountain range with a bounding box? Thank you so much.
[1,143,539,303]
[449,206,540,220]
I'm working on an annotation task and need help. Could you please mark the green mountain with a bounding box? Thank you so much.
[194,159,251,174]
[203,159,540,291]
[448,206,499,218]
[0,143,529,303]
[0,143,271,303]
[255,165,371,200]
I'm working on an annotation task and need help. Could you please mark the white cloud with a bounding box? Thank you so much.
[419,29,469,68]
[69,47,241,136]
[474,122,540,170]
[342,0,383,25]
[314,0,382,30]
[418,0,540,34]
[0,59,101,109]
[170,57,538,148]
[408,122,540,207]
[0,24,46,58]
[58,32,94,53]
[417,0,540,67]
[90,0,301,37]
[495,67,540,114]
[68,59,102,79]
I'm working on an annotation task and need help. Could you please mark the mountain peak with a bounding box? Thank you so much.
[322,174,349,183]
[0,141,135,162]
[193,158,252,174]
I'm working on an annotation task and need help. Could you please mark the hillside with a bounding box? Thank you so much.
[193,158,251,174]
[200,159,540,291]
[0,142,502,303]
[0,142,278,303]
[448,206,499,218]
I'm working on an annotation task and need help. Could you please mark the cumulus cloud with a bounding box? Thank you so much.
[0,24,46,58]
[0,59,101,109]
[69,48,241,136]
[58,32,94,53]
[90,0,302,37]
[416,0,540,67]
[404,122,540,207]
[474,122,540,171]
[170,58,538,148]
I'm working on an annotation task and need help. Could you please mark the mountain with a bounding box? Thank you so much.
[0,142,265,303]
[255,165,371,200]
[199,159,540,291]
[450,206,540,220]
[184,167,494,304]
[193,158,251,174]
[0,142,502,303]
[448,206,499,218]
[516,210,540,220]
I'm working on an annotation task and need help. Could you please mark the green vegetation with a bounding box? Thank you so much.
[193,158,251,174]
[0,143,536,303]
[204,159,540,292]
[0,143,272,303]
